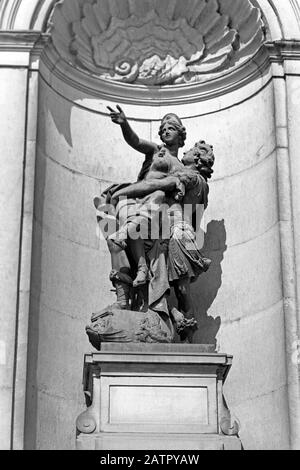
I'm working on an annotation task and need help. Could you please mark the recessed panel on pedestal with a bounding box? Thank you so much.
[100,376,217,434]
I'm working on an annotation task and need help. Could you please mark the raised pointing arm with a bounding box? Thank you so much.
[107,105,158,155]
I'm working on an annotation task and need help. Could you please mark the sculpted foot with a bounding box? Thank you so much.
[109,270,133,310]
[133,265,149,288]
[171,308,198,344]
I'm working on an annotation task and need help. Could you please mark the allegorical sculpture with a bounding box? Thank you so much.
[86,106,215,348]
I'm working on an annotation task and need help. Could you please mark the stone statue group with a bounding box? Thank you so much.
[86,105,215,347]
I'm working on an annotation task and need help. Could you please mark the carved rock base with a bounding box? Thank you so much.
[76,344,242,450]
[86,307,175,348]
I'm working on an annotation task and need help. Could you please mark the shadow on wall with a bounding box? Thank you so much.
[192,220,227,346]
[192,219,227,347]
[42,78,74,147]
[170,219,227,348]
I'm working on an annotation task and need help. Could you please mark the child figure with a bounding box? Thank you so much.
[109,139,215,320]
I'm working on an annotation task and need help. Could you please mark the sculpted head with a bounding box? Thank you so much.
[182,141,215,180]
[158,113,186,148]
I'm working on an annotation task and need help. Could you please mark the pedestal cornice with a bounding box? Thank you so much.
[77,344,240,450]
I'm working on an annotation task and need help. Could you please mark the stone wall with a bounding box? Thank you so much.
[0,67,29,450]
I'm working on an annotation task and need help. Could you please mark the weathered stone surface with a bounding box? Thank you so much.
[86,308,175,348]
[1,0,300,453]
[76,346,241,450]
[27,76,291,450]
[49,0,265,85]
[0,68,28,450]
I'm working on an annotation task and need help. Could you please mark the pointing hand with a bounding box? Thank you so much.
[107,105,127,125]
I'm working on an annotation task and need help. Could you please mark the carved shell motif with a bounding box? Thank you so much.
[50,0,266,86]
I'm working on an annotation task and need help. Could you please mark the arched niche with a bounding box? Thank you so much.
[1,0,298,37]
[1,0,299,451]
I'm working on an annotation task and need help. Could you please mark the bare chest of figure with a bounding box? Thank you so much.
[145,147,184,180]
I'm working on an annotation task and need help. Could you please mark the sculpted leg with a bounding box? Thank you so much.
[174,278,193,318]
[173,278,198,343]
[108,215,149,288]
[127,239,148,287]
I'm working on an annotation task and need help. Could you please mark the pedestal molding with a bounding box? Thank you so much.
[77,346,241,450]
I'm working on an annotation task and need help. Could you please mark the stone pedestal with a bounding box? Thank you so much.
[76,344,242,450]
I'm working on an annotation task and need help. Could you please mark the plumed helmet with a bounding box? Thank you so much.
[158,113,187,148]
